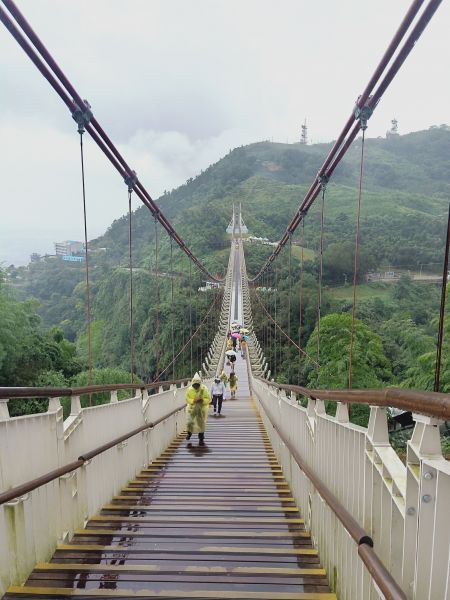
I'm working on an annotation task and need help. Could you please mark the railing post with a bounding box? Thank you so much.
[335,402,349,423]
[110,390,118,404]
[47,397,62,412]
[0,398,10,419]
[70,395,82,416]
[367,406,389,445]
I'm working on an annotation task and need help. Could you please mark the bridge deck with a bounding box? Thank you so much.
[4,358,334,600]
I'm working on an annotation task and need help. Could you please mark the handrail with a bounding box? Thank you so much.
[0,378,190,399]
[258,378,450,421]
[254,380,407,600]
[0,403,184,506]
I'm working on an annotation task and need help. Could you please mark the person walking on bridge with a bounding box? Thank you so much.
[229,371,238,399]
[210,374,226,416]
[185,372,211,446]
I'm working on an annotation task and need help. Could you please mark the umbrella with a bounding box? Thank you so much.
[225,349,237,356]
[240,328,249,334]
[231,332,240,339]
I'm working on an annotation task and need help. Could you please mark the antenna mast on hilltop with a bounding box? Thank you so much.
[300,119,308,145]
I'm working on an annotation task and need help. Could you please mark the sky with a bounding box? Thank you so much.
[0,0,449,265]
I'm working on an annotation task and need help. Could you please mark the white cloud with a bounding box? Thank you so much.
[1,0,449,264]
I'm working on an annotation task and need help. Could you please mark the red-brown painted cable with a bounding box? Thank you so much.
[0,0,223,283]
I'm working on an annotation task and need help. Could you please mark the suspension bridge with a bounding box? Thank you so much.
[1,1,450,599]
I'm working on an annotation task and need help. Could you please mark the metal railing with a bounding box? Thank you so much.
[258,379,450,422]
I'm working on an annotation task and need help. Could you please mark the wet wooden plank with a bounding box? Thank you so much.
[5,355,333,599]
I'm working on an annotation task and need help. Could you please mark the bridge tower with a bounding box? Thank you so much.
[226,204,248,235]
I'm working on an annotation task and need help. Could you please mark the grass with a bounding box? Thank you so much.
[329,282,392,302]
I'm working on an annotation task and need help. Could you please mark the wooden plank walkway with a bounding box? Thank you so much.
[4,355,334,599]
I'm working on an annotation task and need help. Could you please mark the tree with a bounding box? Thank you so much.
[402,314,450,392]
[304,313,391,389]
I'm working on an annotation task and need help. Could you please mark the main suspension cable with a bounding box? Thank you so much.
[246,0,440,282]
[0,0,223,283]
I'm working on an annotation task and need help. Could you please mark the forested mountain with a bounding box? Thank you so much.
[3,125,450,410]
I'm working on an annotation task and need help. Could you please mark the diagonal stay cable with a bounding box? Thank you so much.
[252,288,320,368]
[0,0,222,283]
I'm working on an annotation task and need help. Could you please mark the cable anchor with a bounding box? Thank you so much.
[354,96,373,131]
[317,174,329,190]
[124,170,138,193]
[71,99,93,134]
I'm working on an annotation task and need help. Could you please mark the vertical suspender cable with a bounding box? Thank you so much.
[317,181,327,368]
[78,129,93,394]
[196,286,200,371]
[348,129,367,388]
[272,268,276,378]
[189,261,193,375]
[434,203,450,392]
[170,238,175,380]
[128,188,135,382]
[154,217,160,379]
[268,268,272,373]
[298,219,305,385]
[264,271,267,355]
[287,235,292,383]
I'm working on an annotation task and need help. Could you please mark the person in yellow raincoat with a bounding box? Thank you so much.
[220,370,229,387]
[185,372,211,446]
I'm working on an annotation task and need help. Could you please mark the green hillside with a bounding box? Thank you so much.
[4,126,450,400]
